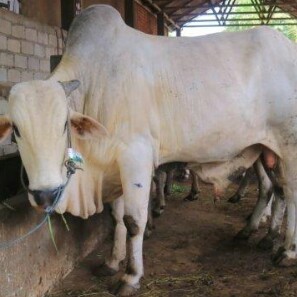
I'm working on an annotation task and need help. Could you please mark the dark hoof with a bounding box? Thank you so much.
[257,235,274,251]
[272,247,297,267]
[228,194,242,203]
[91,263,118,277]
[110,280,139,296]
[144,227,153,239]
[258,232,280,251]
[183,193,199,201]
[234,228,253,242]
[152,207,164,218]
[272,246,287,266]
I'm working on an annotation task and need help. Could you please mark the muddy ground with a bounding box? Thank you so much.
[48,181,297,297]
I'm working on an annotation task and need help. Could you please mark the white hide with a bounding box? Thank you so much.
[4,6,297,279]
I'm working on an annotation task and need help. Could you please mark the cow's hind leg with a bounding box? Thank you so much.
[152,169,166,217]
[110,140,153,296]
[234,159,272,241]
[272,156,297,266]
[144,182,154,239]
[228,167,253,203]
[184,170,200,201]
[258,191,286,250]
[92,196,126,276]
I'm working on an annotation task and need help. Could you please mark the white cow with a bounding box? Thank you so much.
[0,4,297,295]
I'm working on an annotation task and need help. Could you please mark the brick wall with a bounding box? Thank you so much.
[135,1,157,35]
[0,8,65,84]
[0,8,65,156]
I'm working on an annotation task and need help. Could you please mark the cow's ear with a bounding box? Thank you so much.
[70,111,108,139]
[0,116,12,143]
[59,80,80,97]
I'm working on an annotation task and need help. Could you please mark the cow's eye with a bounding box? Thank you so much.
[63,121,67,134]
[12,123,20,137]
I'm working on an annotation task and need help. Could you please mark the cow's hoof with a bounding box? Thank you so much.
[91,263,118,277]
[152,207,164,218]
[257,235,274,251]
[110,280,139,296]
[184,193,199,201]
[233,228,253,241]
[144,226,153,239]
[228,194,242,203]
[272,247,297,267]
[260,215,270,224]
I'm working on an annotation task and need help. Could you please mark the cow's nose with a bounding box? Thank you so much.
[31,189,59,209]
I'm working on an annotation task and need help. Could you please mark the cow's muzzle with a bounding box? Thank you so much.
[30,188,62,210]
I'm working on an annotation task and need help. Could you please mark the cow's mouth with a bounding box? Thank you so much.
[29,185,66,213]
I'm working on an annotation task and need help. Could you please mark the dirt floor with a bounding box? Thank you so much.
[48,181,297,297]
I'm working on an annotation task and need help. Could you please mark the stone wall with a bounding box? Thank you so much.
[0,8,65,84]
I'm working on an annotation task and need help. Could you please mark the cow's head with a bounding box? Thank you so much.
[0,80,108,210]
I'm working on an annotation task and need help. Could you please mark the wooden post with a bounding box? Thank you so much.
[176,28,181,37]
[125,0,135,28]
[61,0,76,30]
[157,12,165,35]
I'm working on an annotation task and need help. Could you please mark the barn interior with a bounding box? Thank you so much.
[1,0,297,296]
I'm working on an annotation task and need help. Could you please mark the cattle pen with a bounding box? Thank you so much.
[1,1,297,297]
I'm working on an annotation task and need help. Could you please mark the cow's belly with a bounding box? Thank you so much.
[159,123,270,164]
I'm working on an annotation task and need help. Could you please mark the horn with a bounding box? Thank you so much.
[59,80,80,97]
[0,83,13,99]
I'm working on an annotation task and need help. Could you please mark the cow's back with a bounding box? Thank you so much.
[55,6,297,163]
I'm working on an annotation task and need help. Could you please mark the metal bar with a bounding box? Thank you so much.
[172,10,286,16]
[266,5,277,24]
[219,0,232,24]
[222,0,236,25]
[209,0,221,26]
[162,3,295,10]
[251,0,265,23]
[183,22,297,27]
[179,17,294,22]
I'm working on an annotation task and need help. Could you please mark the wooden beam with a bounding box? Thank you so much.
[61,0,76,30]
[125,0,135,28]
[157,12,165,35]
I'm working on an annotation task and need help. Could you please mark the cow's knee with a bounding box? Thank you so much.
[124,215,139,237]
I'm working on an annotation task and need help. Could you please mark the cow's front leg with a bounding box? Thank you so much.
[111,140,153,296]
[93,196,127,276]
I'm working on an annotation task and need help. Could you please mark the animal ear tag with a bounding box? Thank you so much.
[67,148,84,164]
[65,148,84,176]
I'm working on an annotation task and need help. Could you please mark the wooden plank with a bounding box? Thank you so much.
[61,0,76,30]
[125,0,135,28]
[157,12,165,35]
